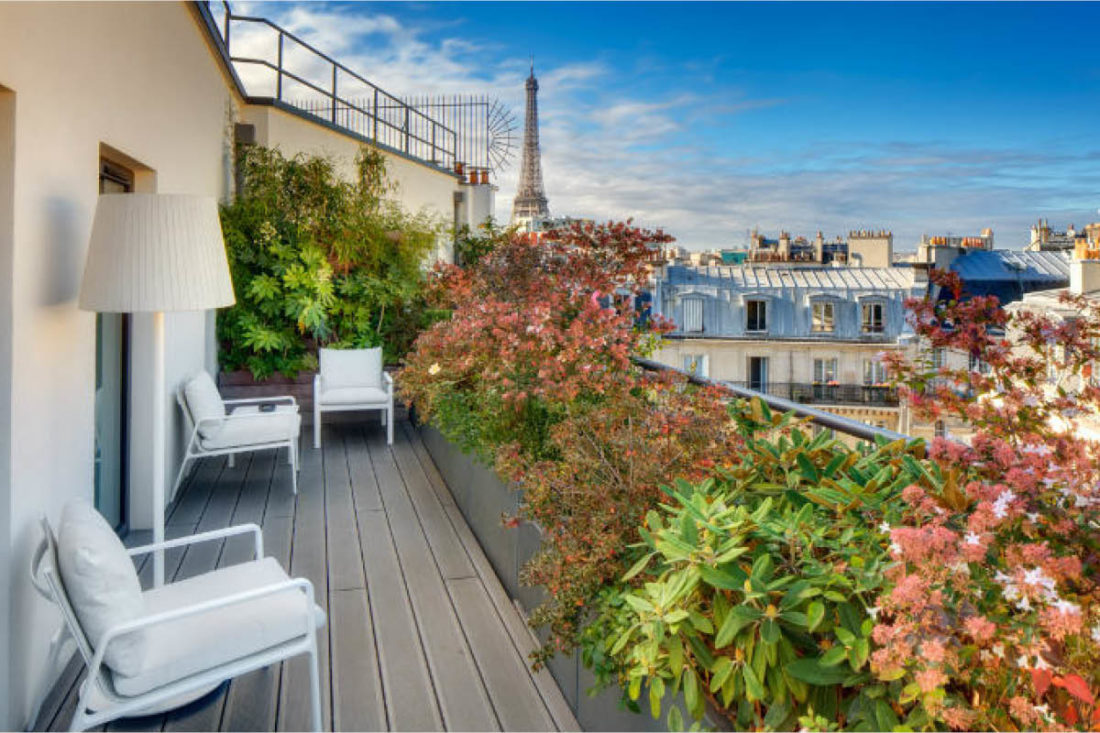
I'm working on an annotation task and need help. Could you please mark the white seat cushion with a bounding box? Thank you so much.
[183,372,226,441]
[319,347,382,389]
[318,385,389,407]
[112,557,325,697]
[199,405,300,450]
[57,500,147,677]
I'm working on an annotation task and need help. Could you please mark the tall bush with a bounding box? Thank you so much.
[218,144,442,378]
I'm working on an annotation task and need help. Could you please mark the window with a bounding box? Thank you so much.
[746,300,767,332]
[811,301,835,332]
[968,353,991,375]
[813,358,838,384]
[863,359,888,385]
[934,420,947,439]
[682,354,709,379]
[861,302,885,333]
[683,298,703,333]
[748,356,769,391]
[931,347,946,370]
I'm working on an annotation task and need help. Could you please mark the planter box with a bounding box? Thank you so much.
[219,371,317,423]
[419,422,698,732]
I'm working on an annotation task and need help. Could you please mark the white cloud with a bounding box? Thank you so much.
[234,2,1100,250]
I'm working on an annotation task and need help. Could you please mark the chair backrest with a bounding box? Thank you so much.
[179,371,226,440]
[30,517,112,692]
[319,347,383,389]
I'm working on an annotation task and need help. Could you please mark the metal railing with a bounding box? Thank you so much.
[634,358,911,443]
[725,381,900,407]
[207,2,457,169]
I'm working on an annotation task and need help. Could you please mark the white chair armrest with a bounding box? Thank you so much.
[195,411,297,433]
[383,372,393,393]
[126,523,263,560]
[223,396,297,407]
[87,577,317,686]
[313,373,322,394]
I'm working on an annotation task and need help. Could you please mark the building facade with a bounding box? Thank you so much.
[651,264,923,434]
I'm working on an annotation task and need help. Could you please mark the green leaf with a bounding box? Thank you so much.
[807,601,825,632]
[649,676,664,718]
[743,664,766,701]
[796,452,820,484]
[667,706,684,732]
[760,618,780,644]
[715,606,762,649]
[622,552,656,581]
[820,646,848,667]
[786,657,852,685]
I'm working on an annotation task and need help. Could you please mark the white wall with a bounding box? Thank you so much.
[0,3,231,725]
[0,84,16,727]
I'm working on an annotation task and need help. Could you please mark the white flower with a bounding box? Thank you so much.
[964,532,981,546]
[992,643,1005,658]
[428,363,441,376]
[889,541,902,556]
[867,606,880,621]
[1016,654,1031,668]
[992,489,1017,519]
[1026,512,1040,523]
[1034,703,1052,721]
[1033,656,1052,671]
[879,522,891,534]
[1016,597,1032,612]
[1091,623,1100,644]
[1051,599,1080,616]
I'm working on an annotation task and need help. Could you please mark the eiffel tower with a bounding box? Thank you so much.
[511,61,550,226]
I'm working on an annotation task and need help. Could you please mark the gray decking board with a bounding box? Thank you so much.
[45,419,573,732]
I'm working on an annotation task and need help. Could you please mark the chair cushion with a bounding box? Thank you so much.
[113,557,325,697]
[199,405,300,451]
[57,500,147,677]
[318,385,389,407]
[183,372,226,440]
[319,347,382,389]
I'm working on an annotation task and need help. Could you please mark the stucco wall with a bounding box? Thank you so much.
[0,2,231,725]
[239,104,463,262]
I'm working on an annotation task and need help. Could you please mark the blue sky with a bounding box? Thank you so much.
[239,2,1100,250]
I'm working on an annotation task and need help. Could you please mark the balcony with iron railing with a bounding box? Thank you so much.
[724,380,900,408]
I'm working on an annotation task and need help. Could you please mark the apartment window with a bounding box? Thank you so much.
[682,354,709,379]
[748,356,769,391]
[934,420,947,439]
[968,353,991,375]
[746,299,767,332]
[864,359,888,385]
[931,347,946,371]
[683,298,703,333]
[811,301,835,333]
[813,358,838,384]
[861,301,885,333]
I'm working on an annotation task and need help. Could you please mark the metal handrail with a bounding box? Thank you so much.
[633,358,912,443]
[208,2,458,168]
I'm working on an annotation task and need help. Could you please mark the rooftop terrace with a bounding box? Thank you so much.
[35,416,577,732]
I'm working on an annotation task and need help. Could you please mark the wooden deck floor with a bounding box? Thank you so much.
[37,417,578,732]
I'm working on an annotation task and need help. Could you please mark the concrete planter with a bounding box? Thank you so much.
[418,422,690,732]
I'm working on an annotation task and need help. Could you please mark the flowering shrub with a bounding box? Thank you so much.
[870,271,1100,730]
[399,222,743,658]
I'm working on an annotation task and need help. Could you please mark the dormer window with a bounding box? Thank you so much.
[811,301,835,332]
[746,299,767,332]
[683,298,703,332]
[861,301,885,333]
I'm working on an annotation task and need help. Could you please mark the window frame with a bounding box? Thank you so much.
[745,299,768,333]
[861,300,886,334]
[682,297,704,333]
[811,300,835,333]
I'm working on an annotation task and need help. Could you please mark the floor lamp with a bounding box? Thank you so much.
[79,194,235,586]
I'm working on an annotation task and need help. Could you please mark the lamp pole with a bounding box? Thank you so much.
[152,310,166,586]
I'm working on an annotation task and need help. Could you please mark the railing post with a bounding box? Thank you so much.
[276,31,284,100]
[404,105,410,154]
[222,2,231,47]
[431,125,437,164]
[372,88,379,141]
[331,64,338,124]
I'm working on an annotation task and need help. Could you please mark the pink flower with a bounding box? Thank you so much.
[915,667,947,693]
[963,615,997,644]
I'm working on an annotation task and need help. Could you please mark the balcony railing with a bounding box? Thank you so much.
[725,381,900,407]
[634,358,910,443]
[203,2,458,170]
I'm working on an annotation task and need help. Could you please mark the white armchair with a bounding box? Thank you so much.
[30,500,325,732]
[313,347,394,448]
[175,371,300,495]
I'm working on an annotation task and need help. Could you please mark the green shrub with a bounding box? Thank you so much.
[584,403,928,730]
[217,144,442,378]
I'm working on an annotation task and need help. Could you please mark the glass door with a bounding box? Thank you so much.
[94,159,132,530]
[748,356,769,392]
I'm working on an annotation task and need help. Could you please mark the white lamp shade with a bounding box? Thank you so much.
[79,194,236,312]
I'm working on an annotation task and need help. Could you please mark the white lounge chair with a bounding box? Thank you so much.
[175,371,300,495]
[313,347,394,448]
[30,500,325,731]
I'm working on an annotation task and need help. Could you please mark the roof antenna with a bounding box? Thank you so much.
[529,54,534,77]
